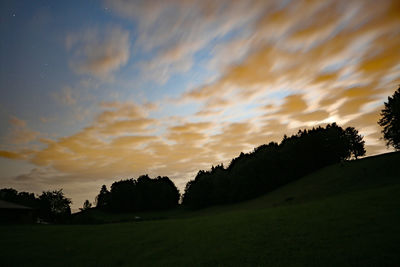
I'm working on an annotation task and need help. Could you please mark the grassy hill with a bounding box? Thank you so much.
[1,152,399,266]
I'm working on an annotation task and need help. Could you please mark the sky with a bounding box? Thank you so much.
[0,0,399,210]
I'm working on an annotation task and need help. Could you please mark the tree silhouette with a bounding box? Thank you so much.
[378,86,400,150]
[0,188,39,208]
[96,185,110,209]
[0,188,75,223]
[38,189,72,222]
[345,127,366,159]
[183,123,366,209]
[96,175,180,212]
[80,200,92,211]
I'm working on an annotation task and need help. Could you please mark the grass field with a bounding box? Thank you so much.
[1,152,399,266]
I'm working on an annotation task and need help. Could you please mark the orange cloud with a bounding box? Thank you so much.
[0,150,24,160]
[99,119,156,135]
[170,122,214,133]
[279,94,308,114]
[337,97,375,117]
[313,72,338,84]
[358,34,400,75]
[110,136,156,147]
[346,109,382,128]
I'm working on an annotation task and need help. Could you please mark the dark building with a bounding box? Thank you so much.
[0,200,36,223]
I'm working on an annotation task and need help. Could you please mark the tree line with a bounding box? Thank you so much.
[0,188,71,223]
[182,123,365,208]
[1,86,399,221]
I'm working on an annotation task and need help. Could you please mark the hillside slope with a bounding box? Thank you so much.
[1,152,399,266]
[195,151,400,215]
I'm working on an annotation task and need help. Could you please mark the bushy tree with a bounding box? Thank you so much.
[38,189,72,222]
[96,175,180,212]
[0,188,19,204]
[345,127,366,159]
[378,86,400,150]
[0,188,72,223]
[0,188,39,208]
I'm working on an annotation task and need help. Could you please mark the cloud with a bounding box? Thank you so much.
[20,102,162,177]
[279,94,308,114]
[346,109,382,128]
[14,167,60,181]
[313,72,338,84]
[105,0,272,84]
[0,101,267,191]
[111,136,157,147]
[95,102,148,125]
[10,129,39,145]
[169,122,214,133]
[179,0,399,103]
[6,116,40,145]
[99,119,156,135]
[66,26,130,78]
[358,33,400,75]
[0,150,24,160]
[337,97,375,117]
[9,116,26,127]
[174,0,398,159]
[195,108,224,117]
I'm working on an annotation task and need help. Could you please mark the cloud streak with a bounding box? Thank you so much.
[5,116,40,145]
[66,26,130,78]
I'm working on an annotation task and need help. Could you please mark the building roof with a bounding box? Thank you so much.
[0,200,33,210]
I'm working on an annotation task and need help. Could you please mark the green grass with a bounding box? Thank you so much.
[1,152,400,266]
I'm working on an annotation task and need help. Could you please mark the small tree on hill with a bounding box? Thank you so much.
[378,86,400,150]
[80,200,92,211]
[345,127,366,159]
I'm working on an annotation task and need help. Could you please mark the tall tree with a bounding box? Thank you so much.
[378,86,400,150]
[345,127,366,159]
[96,185,110,209]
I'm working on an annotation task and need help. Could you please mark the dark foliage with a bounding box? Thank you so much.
[182,123,365,209]
[0,188,72,223]
[378,86,400,150]
[345,127,366,159]
[0,188,39,208]
[80,200,92,211]
[96,185,111,209]
[95,175,180,212]
[38,189,72,222]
